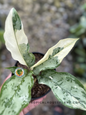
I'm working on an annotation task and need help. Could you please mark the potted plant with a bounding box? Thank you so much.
[0,8,86,115]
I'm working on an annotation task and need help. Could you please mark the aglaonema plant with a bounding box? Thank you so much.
[0,8,86,115]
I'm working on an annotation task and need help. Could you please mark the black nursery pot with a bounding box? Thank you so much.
[15,52,51,101]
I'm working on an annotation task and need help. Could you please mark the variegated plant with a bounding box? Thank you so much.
[0,8,86,115]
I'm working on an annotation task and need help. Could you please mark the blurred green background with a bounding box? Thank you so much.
[0,0,86,115]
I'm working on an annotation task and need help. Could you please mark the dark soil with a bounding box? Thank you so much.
[16,52,50,99]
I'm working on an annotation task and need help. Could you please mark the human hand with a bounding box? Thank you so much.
[19,96,46,115]
[0,74,46,115]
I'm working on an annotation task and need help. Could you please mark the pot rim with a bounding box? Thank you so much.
[14,52,51,101]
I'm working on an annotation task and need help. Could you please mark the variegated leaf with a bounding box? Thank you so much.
[37,70,86,110]
[19,43,35,67]
[6,66,17,74]
[0,70,34,115]
[4,8,29,66]
[31,38,79,75]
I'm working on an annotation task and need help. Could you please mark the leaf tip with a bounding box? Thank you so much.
[11,7,16,12]
[73,38,79,41]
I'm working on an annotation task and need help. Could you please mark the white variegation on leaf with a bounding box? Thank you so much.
[31,38,78,70]
[31,38,79,75]
[4,8,28,66]
[3,7,86,114]
[37,70,86,111]
[0,70,34,115]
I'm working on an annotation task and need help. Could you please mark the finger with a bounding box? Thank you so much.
[23,95,46,114]
[19,111,24,115]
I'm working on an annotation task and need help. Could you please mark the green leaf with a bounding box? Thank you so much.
[33,56,60,75]
[70,24,85,36]
[80,16,86,29]
[19,43,35,67]
[37,70,86,110]
[0,30,4,43]
[31,38,79,75]
[33,47,63,75]
[49,47,64,57]
[19,43,30,54]
[4,8,29,66]
[70,24,80,34]
[81,3,86,10]
[75,48,86,57]
[0,30,4,48]
[12,8,21,30]
[0,70,34,115]
[6,66,17,74]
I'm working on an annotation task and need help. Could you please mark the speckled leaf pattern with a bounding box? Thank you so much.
[37,70,86,110]
[31,38,79,71]
[0,70,34,115]
[4,8,28,66]
[19,43,35,67]
[12,8,22,30]
[33,56,60,75]
[32,38,78,75]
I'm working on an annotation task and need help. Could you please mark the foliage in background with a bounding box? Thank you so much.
[69,4,86,115]
[0,30,4,50]
[69,3,86,81]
